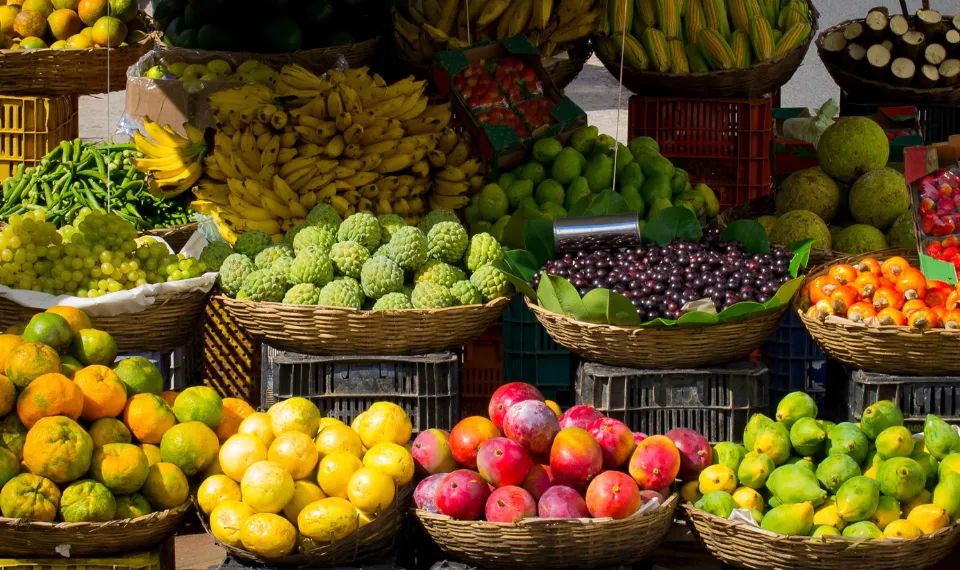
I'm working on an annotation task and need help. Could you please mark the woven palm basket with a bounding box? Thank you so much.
[525,298,788,369]
[595,5,818,98]
[0,500,191,558]
[140,223,198,253]
[198,486,410,567]
[416,493,678,570]
[797,249,960,375]
[217,295,510,356]
[683,503,960,570]
[0,289,211,352]
[156,37,381,71]
[542,38,594,90]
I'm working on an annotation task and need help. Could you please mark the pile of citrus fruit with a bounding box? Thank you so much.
[197,399,414,559]
[0,306,227,522]
[0,0,148,51]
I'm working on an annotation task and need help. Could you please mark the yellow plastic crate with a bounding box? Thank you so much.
[0,551,160,570]
[203,296,261,402]
[0,94,79,182]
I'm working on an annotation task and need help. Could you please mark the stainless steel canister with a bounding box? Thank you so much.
[553,214,642,252]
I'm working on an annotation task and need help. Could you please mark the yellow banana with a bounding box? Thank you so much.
[335,112,353,132]
[257,164,276,184]
[427,149,446,168]
[327,91,344,118]
[279,156,316,178]
[261,135,281,168]
[460,158,481,177]
[430,194,470,210]
[183,122,206,145]
[435,165,467,182]
[325,136,346,158]
[532,0,551,29]
[344,144,364,159]
[344,124,364,145]
[478,0,511,26]
[277,148,298,164]
[272,176,299,203]
[143,117,190,149]
[436,128,458,154]
[432,178,471,196]
[338,84,363,113]
[377,153,416,173]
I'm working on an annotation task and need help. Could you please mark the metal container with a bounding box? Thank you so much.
[553,214,642,252]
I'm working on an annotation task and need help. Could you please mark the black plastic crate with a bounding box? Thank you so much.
[261,347,460,432]
[848,370,960,431]
[839,92,960,145]
[762,312,827,412]
[502,297,574,389]
[576,360,768,443]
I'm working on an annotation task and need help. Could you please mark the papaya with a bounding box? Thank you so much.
[860,400,903,439]
[836,476,880,523]
[923,415,960,460]
[877,457,926,503]
[743,413,774,451]
[789,417,826,456]
[766,464,827,506]
[816,454,860,494]
[931,470,960,520]
[776,392,818,429]
[761,502,814,536]
[826,422,869,464]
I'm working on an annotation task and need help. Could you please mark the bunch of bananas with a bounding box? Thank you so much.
[393,0,602,62]
[133,118,207,198]
[191,64,484,243]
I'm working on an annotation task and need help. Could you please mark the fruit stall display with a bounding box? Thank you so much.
[916,168,960,255]
[680,391,960,570]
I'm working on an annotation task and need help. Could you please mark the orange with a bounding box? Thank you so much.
[219,433,267,482]
[60,355,83,378]
[0,374,15,416]
[297,497,359,542]
[44,306,90,333]
[89,417,132,447]
[4,341,61,389]
[106,0,134,22]
[268,397,320,438]
[21,312,73,354]
[197,474,241,515]
[316,451,362,499]
[72,328,117,366]
[0,334,23,371]
[0,473,60,521]
[52,0,80,10]
[18,35,45,48]
[282,480,325,522]
[115,492,152,518]
[268,431,319,481]
[346,466,395,514]
[210,500,255,548]
[240,460,294,514]
[22,415,93,484]
[0,415,27,460]
[64,31,92,48]
[314,423,362,460]
[74,364,127,420]
[240,513,296,559]
[59,479,116,522]
[362,442,414,486]
[11,9,42,38]
[158,421,219,476]
[114,356,163,395]
[141,462,188,510]
[16,372,83,428]
[159,390,178,408]
[0,447,19,489]
[139,443,161,466]
[20,0,52,18]
[216,398,255,443]
[75,0,103,25]
[91,14,124,46]
[0,6,21,37]
[173,386,222,428]
[90,443,149,495]
[122,393,176,444]
[238,412,274,447]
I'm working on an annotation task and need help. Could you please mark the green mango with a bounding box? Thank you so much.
[836,476,880,523]
[860,400,903,439]
[593,134,617,156]
[550,147,584,185]
[910,446,938,489]
[817,419,836,434]
[671,169,691,194]
[811,525,841,538]
[754,423,792,466]
[634,152,675,179]
[826,423,869,464]
[761,503,814,536]
[640,173,673,204]
[744,414,775,450]
[646,197,673,221]
[923,414,960,460]
[516,162,547,185]
[628,135,660,157]
[876,426,915,460]
[535,179,565,205]
[532,137,563,164]
[776,392,819,429]
[784,456,817,473]
[564,177,592,211]
[568,126,599,156]
[505,179,534,209]
[498,172,516,191]
[614,143,634,175]
[738,451,775,490]
[695,491,737,519]
[816,454,861,494]
[841,521,883,539]
[878,457,926,502]
[790,417,827,456]
[695,183,720,218]
[932,470,960,520]
[714,442,747,473]
[584,153,614,191]
[618,162,645,190]
[620,185,646,217]
[766,464,827,506]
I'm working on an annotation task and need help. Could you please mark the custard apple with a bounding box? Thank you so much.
[239,269,288,302]
[293,226,336,255]
[306,203,342,234]
[372,292,413,310]
[387,226,427,271]
[464,232,504,271]
[255,243,294,269]
[450,280,483,306]
[419,209,460,234]
[373,244,391,257]
[234,231,272,258]
[337,213,381,251]
[377,214,407,242]
[415,260,466,288]
[235,291,251,301]
[427,221,469,263]
[289,247,334,286]
[283,225,306,245]
[218,254,256,298]
[411,282,456,309]
[271,257,294,284]
[332,276,364,300]
[283,283,320,305]
[329,241,370,279]
[199,242,234,271]
[470,265,512,302]
[360,256,404,299]
[317,279,364,309]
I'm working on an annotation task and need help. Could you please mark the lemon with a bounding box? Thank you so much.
[240,461,294,514]
[361,442,414,486]
[197,474,241,516]
[210,500,255,548]
[206,59,232,76]
[282,480,326,522]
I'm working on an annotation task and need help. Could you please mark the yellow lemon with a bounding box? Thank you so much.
[282,480,326,522]
[699,464,737,495]
[544,400,561,417]
[731,487,764,512]
[317,451,363,499]
[240,513,296,558]
[680,480,702,504]
[210,500,255,548]
[361,442,414,486]
[297,497,359,542]
[198,474,241,516]
[268,431,318,480]
[347,466,395,514]
[268,397,321,438]
[238,412,275,447]
[884,519,923,538]
[906,504,950,534]
[219,434,268,482]
[354,402,411,448]
[350,412,365,432]
[315,424,363,460]
[240,461,294,514]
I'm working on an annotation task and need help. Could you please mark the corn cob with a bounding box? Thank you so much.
[759,0,777,25]
[657,0,681,39]
[684,0,706,43]
[774,21,811,57]
[702,0,731,40]
[748,15,774,62]
[620,33,651,70]
[778,0,808,29]
[773,29,782,44]
[641,27,671,72]
[686,43,710,72]
[731,30,752,68]
[697,27,735,70]
[607,0,633,35]
[635,0,657,28]
[727,0,756,32]
[667,39,689,73]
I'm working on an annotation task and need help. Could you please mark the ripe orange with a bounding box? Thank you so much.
[52,0,80,10]
[216,397,255,443]
[11,9,43,37]
[0,374,15,416]
[91,14,124,46]
[73,364,127,421]
[106,0,134,22]
[22,415,93,484]
[139,443,161,466]
[0,473,60,521]
[90,442,149,495]
[76,0,104,25]
[0,334,24,371]
[4,341,61,389]
[159,390,178,408]
[64,31,92,48]
[16,372,83,427]
[44,306,90,333]
[21,312,73,353]
[123,393,176,444]
[141,462,188,510]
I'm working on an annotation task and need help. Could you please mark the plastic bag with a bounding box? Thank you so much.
[783,99,839,148]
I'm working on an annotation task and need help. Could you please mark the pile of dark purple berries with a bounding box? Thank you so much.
[531,229,793,321]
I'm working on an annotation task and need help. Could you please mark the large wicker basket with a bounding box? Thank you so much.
[0,14,155,96]
[542,38,593,90]
[797,249,960,375]
[0,500,191,558]
[416,493,678,570]
[198,486,410,567]
[595,5,818,98]
[683,503,960,570]
[0,289,211,352]
[156,37,381,71]
[526,299,788,369]
[218,295,511,356]
[140,223,198,253]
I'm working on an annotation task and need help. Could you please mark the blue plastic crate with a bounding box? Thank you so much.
[763,311,827,396]
[502,297,573,389]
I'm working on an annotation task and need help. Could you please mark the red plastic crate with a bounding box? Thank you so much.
[627,96,773,209]
[461,324,503,419]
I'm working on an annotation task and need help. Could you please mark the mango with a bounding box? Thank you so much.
[738,452,775,490]
[910,447,938,489]
[939,453,960,480]
[712,442,747,474]
[698,464,737,495]
[906,503,950,534]
[732,486,764,511]
[811,525,840,538]
[766,464,827,506]
[826,422,869,464]
[790,417,826,457]
[836,476,880,523]
[813,498,845,530]
[860,400,903,439]
[924,415,960,460]
[627,135,659,157]
[932,470,960,520]
[680,480,702,504]
[776,392,818,430]
[842,521,884,539]
[695,490,737,519]
[760,502,814,536]
[816,454,861,494]
[569,126,599,156]
[902,490,931,518]
[878,457,926,502]
[876,426,914,460]
[883,519,922,538]
[743,413,774,451]
[754,423,791,466]
[869,495,901,531]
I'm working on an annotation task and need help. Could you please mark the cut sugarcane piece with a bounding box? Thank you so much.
[925,43,947,66]
[891,57,916,86]
[822,31,848,58]
[889,14,909,38]
[866,44,892,80]
[918,63,940,88]
[916,9,944,39]
[940,59,960,86]
[844,21,864,43]
[865,7,888,40]
[902,31,926,61]
[843,43,867,72]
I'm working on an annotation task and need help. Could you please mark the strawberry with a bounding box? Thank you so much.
[928,242,944,256]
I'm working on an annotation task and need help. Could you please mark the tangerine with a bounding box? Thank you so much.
[76,0,104,25]
[72,328,117,367]
[21,312,73,353]
[216,398,255,443]
[4,341,61,389]
[60,355,83,378]
[44,306,90,333]
[91,14,124,46]
[90,443,149,494]
[64,31,92,47]
[0,473,60,520]
[20,0,52,18]
[59,479,116,522]
[89,417,132,447]
[159,390,178,408]
[16,372,83,427]
[114,356,163,395]
[122,393,176,444]
[140,462,188,510]
[139,443,161,466]
[0,374,15,416]
[172,386,222,428]
[0,6,20,36]
[22,415,93,484]
[159,421,219,476]
[74,364,127,420]
[0,334,24,370]
[0,415,27,460]
[115,492,152,518]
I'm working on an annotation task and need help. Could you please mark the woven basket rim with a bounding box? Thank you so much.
[0,499,190,530]
[215,293,512,314]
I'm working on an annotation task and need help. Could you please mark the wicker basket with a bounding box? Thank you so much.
[0,500,191,558]
[683,503,960,570]
[140,223,198,253]
[197,486,410,567]
[0,289,211,352]
[817,19,960,106]
[525,299,788,369]
[156,37,381,71]
[416,493,678,570]
[797,249,960,375]
[217,295,511,356]
[0,14,156,96]
[595,5,818,98]
[542,38,593,90]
